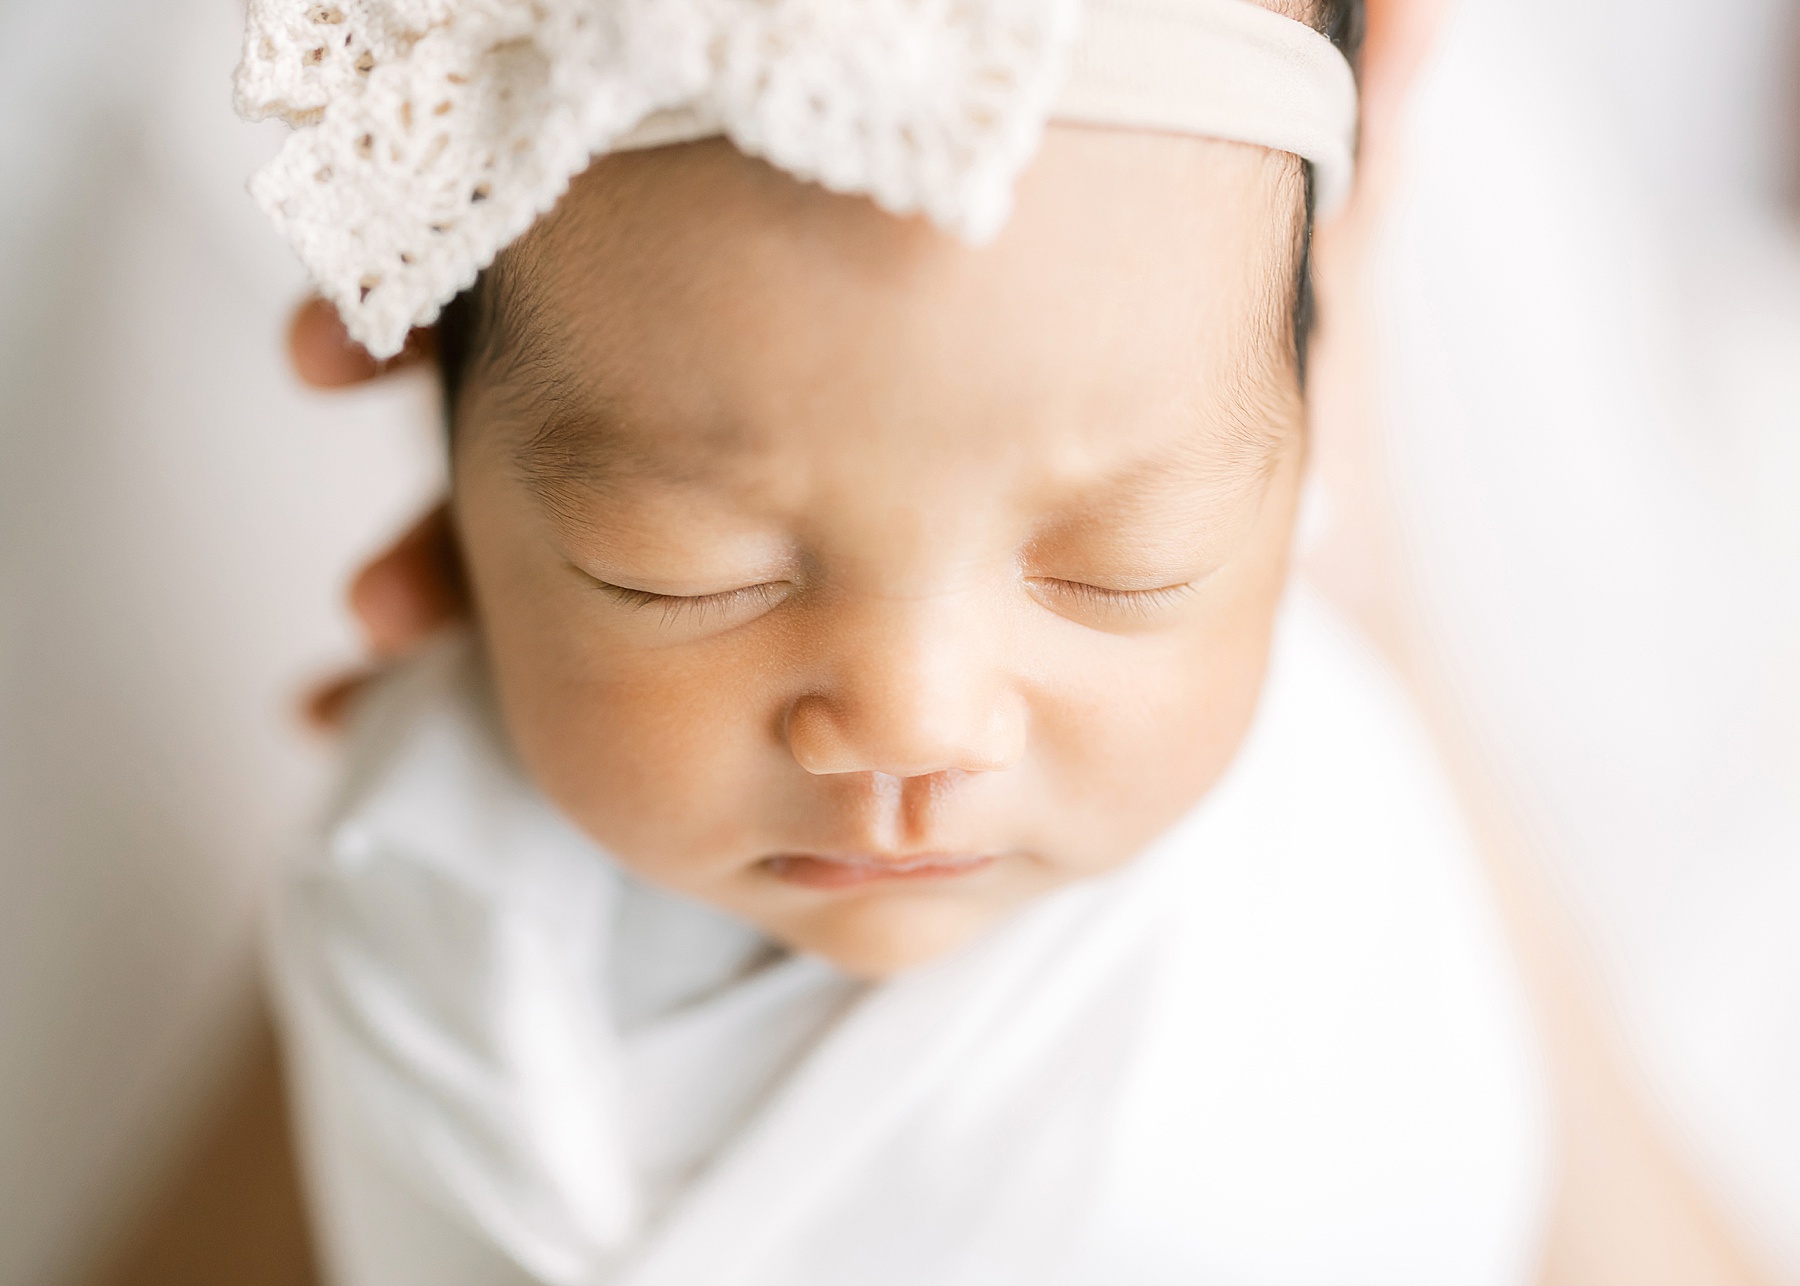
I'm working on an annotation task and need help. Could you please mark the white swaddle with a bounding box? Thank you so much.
[270,588,1551,1286]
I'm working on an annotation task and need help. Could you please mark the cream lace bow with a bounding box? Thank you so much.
[236,0,1356,360]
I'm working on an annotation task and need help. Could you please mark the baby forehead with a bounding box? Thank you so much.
[506,129,1303,337]
[464,130,1303,496]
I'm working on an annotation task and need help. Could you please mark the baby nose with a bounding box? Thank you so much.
[783,612,1027,778]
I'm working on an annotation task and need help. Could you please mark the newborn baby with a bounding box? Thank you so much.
[446,131,1310,977]
[245,2,1548,1283]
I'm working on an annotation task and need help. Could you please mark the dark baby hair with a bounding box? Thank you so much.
[1293,0,1365,380]
[438,0,1366,419]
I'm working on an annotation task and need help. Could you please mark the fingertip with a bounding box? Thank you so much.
[349,504,467,657]
[287,295,438,388]
[349,554,427,657]
[289,296,381,388]
[1357,0,1446,126]
[302,671,373,734]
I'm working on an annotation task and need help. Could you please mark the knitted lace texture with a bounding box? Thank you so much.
[235,0,1083,358]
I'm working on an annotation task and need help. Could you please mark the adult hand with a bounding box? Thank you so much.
[1309,8,1776,1283]
[290,298,466,730]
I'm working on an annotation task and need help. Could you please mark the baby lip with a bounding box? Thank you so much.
[761,851,997,889]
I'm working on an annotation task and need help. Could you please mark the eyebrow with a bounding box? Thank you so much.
[498,376,1289,536]
[455,251,744,502]
[508,400,727,500]
[1094,381,1295,514]
[493,360,754,521]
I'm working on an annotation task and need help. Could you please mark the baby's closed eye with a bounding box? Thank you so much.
[584,573,796,631]
[575,555,1207,641]
[1024,577,1201,629]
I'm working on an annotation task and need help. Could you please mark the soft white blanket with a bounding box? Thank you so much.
[272,588,1549,1286]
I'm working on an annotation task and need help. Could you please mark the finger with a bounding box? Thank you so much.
[301,668,380,734]
[1357,0,1447,142]
[349,502,468,658]
[287,296,437,389]
[1313,0,1446,236]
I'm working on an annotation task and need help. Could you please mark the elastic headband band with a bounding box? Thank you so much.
[1059,0,1356,214]
[237,0,1358,359]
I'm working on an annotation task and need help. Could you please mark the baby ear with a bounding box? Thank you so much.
[287,295,438,388]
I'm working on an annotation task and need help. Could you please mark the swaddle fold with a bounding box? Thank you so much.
[270,588,1549,1286]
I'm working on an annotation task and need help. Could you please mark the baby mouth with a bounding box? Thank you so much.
[761,852,998,890]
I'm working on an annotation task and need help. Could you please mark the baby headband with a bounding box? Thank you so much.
[236,0,1358,359]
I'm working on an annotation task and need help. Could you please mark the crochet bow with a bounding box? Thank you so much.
[235,0,1084,358]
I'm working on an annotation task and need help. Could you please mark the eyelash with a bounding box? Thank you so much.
[1030,578,1198,618]
[591,575,1193,629]
[597,580,790,627]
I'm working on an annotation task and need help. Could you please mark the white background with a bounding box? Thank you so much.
[0,2,441,1281]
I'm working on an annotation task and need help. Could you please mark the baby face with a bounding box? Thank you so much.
[451,129,1309,976]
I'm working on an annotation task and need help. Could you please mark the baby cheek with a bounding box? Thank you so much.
[479,589,785,869]
[1034,625,1272,867]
